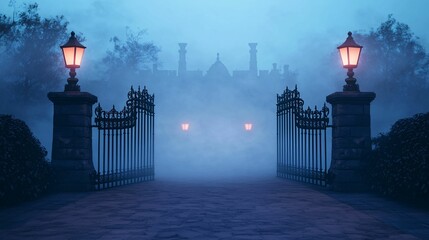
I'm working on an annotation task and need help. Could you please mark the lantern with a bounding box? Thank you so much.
[61,31,86,69]
[337,32,363,92]
[60,31,86,91]
[337,32,362,69]
[244,123,253,131]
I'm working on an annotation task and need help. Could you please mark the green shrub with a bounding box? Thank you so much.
[0,115,52,206]
[369,112,429,205]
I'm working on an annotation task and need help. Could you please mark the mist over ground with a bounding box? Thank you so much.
[1,0,429,181]
[88,56,286,180]
[153,72,281,180]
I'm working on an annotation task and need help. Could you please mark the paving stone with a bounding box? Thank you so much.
[0,177,428,239]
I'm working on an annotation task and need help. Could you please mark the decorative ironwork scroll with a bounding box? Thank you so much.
[93,86,155,190]
[276,85,330,186]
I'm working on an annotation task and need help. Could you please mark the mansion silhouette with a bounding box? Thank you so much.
[141,43,293,83]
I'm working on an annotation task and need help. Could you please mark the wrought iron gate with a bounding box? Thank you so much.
[93,86,155,190]
[277,86,330,186]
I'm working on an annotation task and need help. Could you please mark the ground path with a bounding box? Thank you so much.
[1,177,428,239]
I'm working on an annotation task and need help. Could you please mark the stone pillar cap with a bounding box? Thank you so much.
[48,91,98,105]
[326,91,375,104]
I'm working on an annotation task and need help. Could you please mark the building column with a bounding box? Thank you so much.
[249,43,258,76]
[48,91,98,191]
[178,43,187,78]
[326,91,375,191]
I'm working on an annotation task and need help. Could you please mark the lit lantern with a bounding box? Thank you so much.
[337,32,363,92]
[181,123,190,131]
[244,123,253,131]
[60,31,86,91]
[337,32,362,69]
[61,31,86,68]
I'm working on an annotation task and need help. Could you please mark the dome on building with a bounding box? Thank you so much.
[206,53,231,79]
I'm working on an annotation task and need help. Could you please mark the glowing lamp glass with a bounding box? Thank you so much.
[244,123,253,131]
[339,46,361,68]
[181,123,190,131]
[61,46,85,68]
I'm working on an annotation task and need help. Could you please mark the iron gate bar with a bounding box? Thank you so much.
[276,85,329,186]
[94,86,155,190]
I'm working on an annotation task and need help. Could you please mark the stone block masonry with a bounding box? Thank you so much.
[48,91,98,191]
[326,91,376,191]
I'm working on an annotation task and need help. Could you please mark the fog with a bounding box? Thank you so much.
[2,0,429,181]
[86,56,285,180]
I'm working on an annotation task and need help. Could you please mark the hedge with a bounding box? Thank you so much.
[369,112,429,205]
[0,115,52,206]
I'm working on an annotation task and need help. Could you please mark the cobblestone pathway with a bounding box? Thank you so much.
[1,177,428,239]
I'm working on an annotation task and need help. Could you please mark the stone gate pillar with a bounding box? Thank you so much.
[326,91,375,191]
[48,91,97,191]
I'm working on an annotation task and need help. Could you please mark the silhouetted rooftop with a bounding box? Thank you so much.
[206,53,231,78]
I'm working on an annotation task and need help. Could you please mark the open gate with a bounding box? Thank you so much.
[93,86,155,190]
[277,86,330,186]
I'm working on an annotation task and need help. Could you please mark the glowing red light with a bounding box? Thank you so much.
[244,123,253,131]
[181,123,190,131]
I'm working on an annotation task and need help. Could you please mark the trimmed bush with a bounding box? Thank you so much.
[0,115,52,206]
[369,112,429,205]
